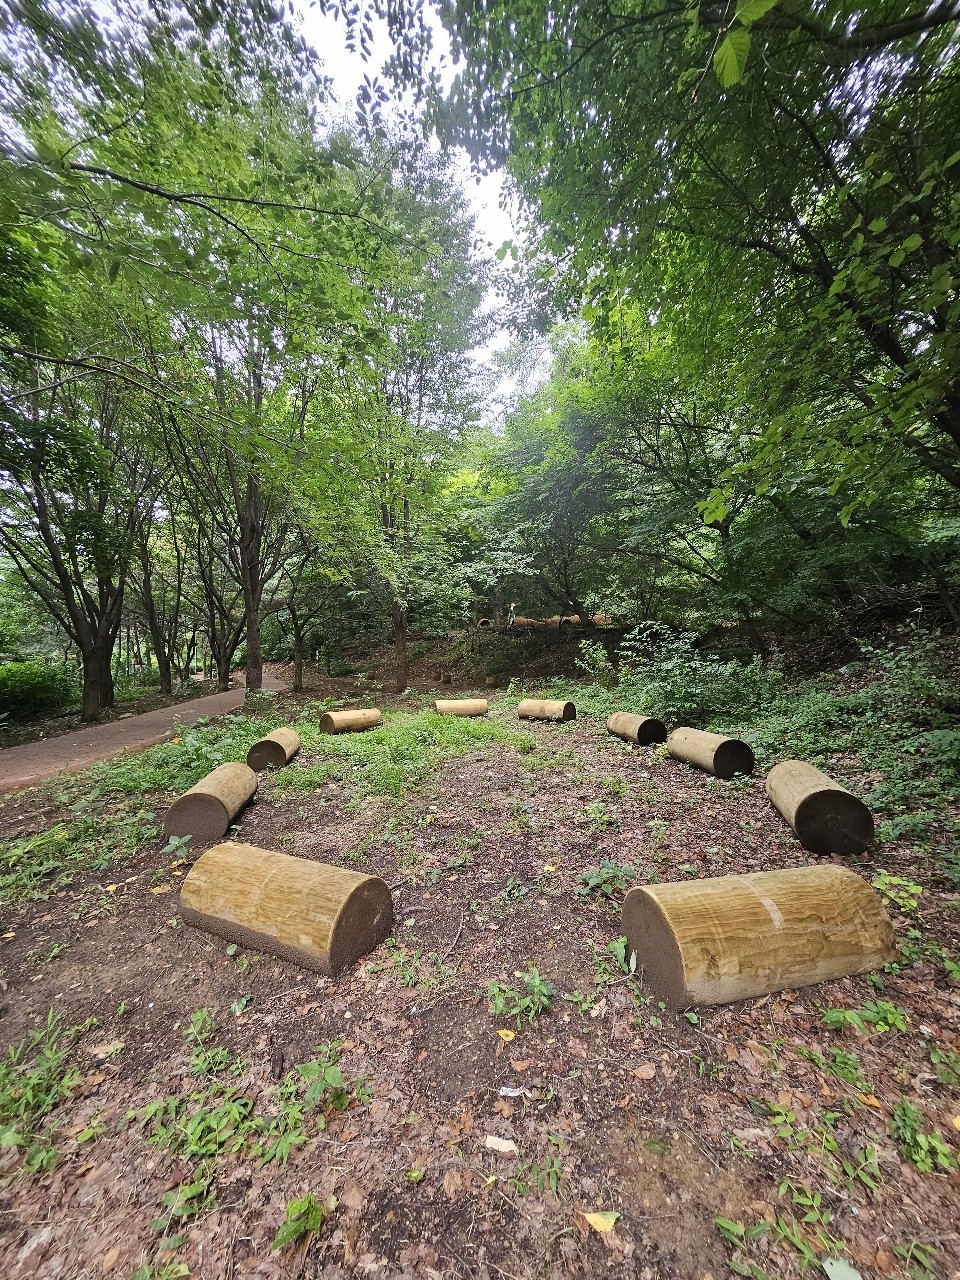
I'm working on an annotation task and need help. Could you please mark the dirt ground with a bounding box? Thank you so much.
[0,683,958,1280]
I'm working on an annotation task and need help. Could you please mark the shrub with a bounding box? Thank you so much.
[0,659,78,721]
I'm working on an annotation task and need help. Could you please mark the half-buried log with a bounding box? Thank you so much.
[766,760,874,855]
[319,708,382,734]
[667,727,754,779]
[518,698,576,722]
[163,762,257,842]
[621,865,894,1007]
[180,841,393,974]
[246,727,301,772]
[435,698,488,716]
[606,712,668,746]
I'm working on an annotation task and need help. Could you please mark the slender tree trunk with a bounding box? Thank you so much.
[391,598,409,694]
[80,649,102,722]
[289,605,305,694]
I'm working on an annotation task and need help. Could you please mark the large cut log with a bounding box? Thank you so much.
[766,760,874,855]
[667,727,754,778]
[606,712,668,746]
[434,698,488,716]
[622,865,894,1007]
[518,698,576,722]
[246,727,301,772]
[180,841,393,974]
[319,708,383,734]
[163,762,257,842]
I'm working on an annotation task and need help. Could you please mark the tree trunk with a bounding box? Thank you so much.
[392,597,409,694]
[80,650,103,723]
[289,606,305,694]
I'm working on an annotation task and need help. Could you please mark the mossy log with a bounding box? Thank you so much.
[606,712,668,746]
[163,762,257,842]
[518,698,576,722]
[246,727,301,772]
[621,865,894,1007]
[766,760,874,855]
[180,841,393,974]
[434,698,488,716]
[667,727,754,779]
[319,708,383,734]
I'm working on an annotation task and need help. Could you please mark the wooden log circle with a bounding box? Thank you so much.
[163,762,257,842]
[766,760,874,855]
[667,727,754,779]
[434,698,488,716]
[518,698,576,722]
[180,841,393,974]
[246,727,302,772]
[319,708,383,734]
[606,712,668,746]
[622,865,894,1007]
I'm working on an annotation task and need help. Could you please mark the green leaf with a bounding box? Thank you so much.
[821,1260,863,1280]
[735,0,778,27]
[713,29,752,87]
[901,233,923,255]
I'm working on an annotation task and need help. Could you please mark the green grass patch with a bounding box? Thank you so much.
[278,711,534,799]
[0,1011,91,1173]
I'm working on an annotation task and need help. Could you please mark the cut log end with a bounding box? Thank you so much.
[163,792,230,843]
[713,738,755,779]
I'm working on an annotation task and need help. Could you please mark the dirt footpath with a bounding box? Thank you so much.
[0,672,286,795]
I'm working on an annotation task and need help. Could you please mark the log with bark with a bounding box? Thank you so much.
[518,698,576,722]
[606,712,668,746]
[180,841,393,973]
[319,708,383,734]
[667,727,754,778]
[246,727,301,772]
[621,865,894,1007]
[163,762,257,842]
[434,698,489,716]
[765,760,874,855]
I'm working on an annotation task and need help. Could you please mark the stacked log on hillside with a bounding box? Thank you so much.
[246,727,301,772]
[319,708,383,734]
[606,712,668,746]
[435,698,488,716]
[621,865,894,1007]
[163,762,257,842]
[180,841,393,974]
[518,698,576,722]
[766,760,874,855]
[667,727,754,779]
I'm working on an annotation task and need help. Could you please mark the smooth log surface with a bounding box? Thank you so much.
[319,708,383,734]
[606,712,668,746]
[622,865,894,1007]
[667,727,754,779]
[766,760,874,855]
[163,762,256,841]
[180,841,393,974]
[518,698,576,722]
[246,727,301,772]
[434,698,488,716]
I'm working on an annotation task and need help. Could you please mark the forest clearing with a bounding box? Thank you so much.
[1,634,959,1280]
[3,0,960,1277]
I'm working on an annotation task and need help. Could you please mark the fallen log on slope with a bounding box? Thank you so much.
[606,712,668,746]
[667,727,754,779]
[163,762,257,842]
[180,841,393,974]
[621,865,894,1007]
[766,760,874,855]
[246,727,301,772]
